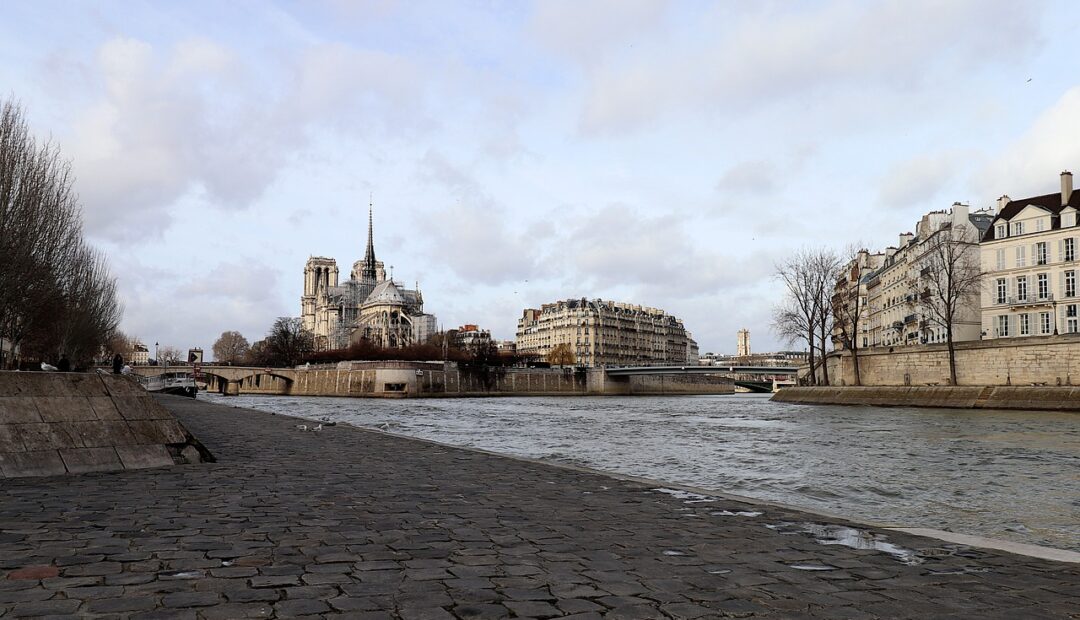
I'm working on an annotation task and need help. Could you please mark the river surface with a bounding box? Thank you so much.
[199,392,1080,553]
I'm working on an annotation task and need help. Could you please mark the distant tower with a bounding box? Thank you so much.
[737,329,751,357]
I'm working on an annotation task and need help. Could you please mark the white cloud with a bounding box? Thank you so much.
[878,152,962,209]
[979,87,1080,199]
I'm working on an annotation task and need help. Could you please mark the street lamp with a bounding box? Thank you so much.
[155,342,159,366]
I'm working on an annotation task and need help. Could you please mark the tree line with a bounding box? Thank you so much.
[0,99,121,369]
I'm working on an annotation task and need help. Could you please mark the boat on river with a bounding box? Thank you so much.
[137,371,197,398]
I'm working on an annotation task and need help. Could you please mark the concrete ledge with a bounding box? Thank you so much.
[772,385,1080,410]
[0,372,213,478]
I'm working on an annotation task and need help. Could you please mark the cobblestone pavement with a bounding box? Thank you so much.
[1,396,1078,619]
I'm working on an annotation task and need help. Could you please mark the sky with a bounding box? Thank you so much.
[3,0,1080,358]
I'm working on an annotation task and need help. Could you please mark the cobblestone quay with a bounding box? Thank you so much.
[1,397,1077,619]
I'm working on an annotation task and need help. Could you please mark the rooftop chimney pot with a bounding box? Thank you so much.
[1062,171,1073,206]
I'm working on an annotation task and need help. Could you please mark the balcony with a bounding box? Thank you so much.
[1002,294,1054,306]
[904,314,917,324]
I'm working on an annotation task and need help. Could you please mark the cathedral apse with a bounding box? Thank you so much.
[301,203,437,351]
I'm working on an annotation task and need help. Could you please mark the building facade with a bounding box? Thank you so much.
[980,172,1080,339]
[515,298,698,367]
[301,204,437,351]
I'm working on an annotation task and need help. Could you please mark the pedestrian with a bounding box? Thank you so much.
[113,353,123,374]
[57,354,70,372]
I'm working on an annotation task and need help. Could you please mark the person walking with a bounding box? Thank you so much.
[57,354,70,372]
[112,353,123,374]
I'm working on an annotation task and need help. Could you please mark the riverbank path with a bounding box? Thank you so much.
[1,396,1078,619]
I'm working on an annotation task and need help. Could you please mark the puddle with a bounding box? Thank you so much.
[711,510,763,517]
[925,566,991,575]
[653,488,717,503]
[789,563,838,571]
[766,522,923,565]
[159,570,204,579]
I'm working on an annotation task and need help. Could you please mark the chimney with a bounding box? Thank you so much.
[1062,171,1073,206]
[996,195,1011,214]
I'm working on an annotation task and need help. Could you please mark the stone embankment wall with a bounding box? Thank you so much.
[773,386,1080,411]
[208,361,735,398]
[824,334,1080,387]
[0,372,211,478]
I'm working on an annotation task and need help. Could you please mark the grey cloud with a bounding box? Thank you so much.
[568,0,1044,134]
[878,152,962,209]
[716,160,776,194]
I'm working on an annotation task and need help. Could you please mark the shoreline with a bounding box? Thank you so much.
[773,385,1080,411]
[208,394,1080,563]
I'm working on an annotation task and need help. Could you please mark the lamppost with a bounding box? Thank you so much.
[155,342,159,366]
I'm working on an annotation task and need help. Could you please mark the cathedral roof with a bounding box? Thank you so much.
[362,280,407,307]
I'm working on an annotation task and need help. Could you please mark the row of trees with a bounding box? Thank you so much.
[1,99,121,369]
[773,225,982,386]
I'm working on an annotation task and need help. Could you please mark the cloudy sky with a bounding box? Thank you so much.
[3,0,1079,357]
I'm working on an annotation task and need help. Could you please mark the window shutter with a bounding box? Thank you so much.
[1058,239,1064,263]
[1060,271,1066,299]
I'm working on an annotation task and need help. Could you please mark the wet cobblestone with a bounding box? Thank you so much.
[0,395,1077,618]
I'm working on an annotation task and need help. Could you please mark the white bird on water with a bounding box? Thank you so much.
[380,422,391,431]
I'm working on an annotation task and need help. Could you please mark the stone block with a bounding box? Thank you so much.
[0,450,67,477]
[32,396,97,422]
[115,444,175,470]
[67,374,110,397]
[87,396,122,420]
[59,447,123,474]
[0,424,23,453]
[69,421,137,448]
[0,398,42,424]
[127,419,187,445]
[14,422,83,450]
[113,395,164,421]
[101,374,148,397]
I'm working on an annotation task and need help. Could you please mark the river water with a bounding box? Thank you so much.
[199,392,1080,553]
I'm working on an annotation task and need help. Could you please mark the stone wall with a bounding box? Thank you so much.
[824,333,1080,387]
[0,372,210,478]
[774,385,1080,411]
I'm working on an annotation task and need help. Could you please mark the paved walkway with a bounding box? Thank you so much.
[1,396,1077,619]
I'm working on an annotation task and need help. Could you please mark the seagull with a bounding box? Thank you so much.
[296,424,308,431]
[313,424,323,432]
[1026,78,1032,82]
[380,422,391,431]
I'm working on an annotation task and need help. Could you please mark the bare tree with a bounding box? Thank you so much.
[158,346,184,365]
[265,317,314,367]
[0,97,121,368]
[212,330,250,364]
[918,224,984,385]
[832,246,872,386]
[773,248,840,385]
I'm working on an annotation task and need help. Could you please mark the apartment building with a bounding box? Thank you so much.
[515,298,698,367]
[980,172,1080,339]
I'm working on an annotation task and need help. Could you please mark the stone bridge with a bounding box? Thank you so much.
[131,365,296,395]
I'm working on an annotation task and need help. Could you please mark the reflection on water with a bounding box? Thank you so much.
[200,392,1080,552]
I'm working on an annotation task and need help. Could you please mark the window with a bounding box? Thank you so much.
[996,278,1007,304]
[1017,276,1028,302]
[996,315,1010,337]
[1019,313,1030,336]
[1013,221,1025,236]
[994,248,1005,270]
[1068,305,1079,334]
[1016,245,1026,267]
[1066,238,1076,262]
[1040,312,1052,335]
[1068,270,1076,298]
[1036,242,1048,265]
[1064,212,1077,228]
[1036,218,1046,232]
[1038,273,1049,299]
[996,224,1007,238]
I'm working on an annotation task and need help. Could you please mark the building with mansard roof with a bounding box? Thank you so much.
[301,203,437,351]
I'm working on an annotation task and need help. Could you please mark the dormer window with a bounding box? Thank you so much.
[1036,218,1046,232]
[1064,212,1077,227]
[1013,221,1025,236]
[996,223,1007,238]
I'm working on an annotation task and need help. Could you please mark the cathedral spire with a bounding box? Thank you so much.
[363,194,377,281]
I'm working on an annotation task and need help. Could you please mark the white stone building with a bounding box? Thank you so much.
[516,298,698,367]
[980,172,1080,339]
[736,329,751,356]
